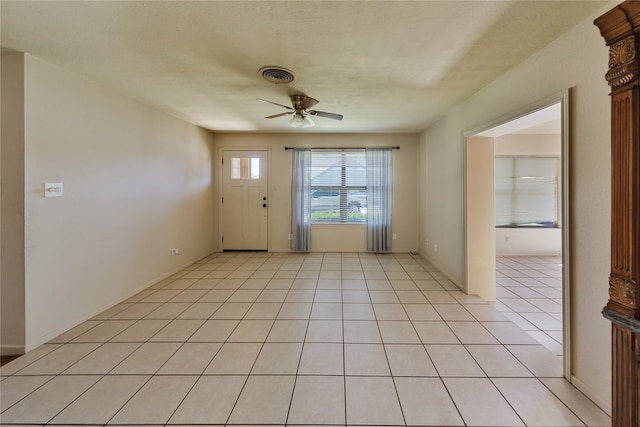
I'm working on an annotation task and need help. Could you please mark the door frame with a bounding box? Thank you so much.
[218,147,271,252]
[462,90,572,379]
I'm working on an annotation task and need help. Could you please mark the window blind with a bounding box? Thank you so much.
[495,156,559,227]
[310,151,367,223]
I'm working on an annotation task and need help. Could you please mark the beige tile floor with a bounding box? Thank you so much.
[0,252,610,426]
[496,256,564,356]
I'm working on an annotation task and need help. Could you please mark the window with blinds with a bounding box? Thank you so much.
[495,156,559,227]
[310,151,367,223]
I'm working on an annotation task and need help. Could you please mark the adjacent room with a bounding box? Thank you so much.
[1,1,619,426]
[468,103,567,360]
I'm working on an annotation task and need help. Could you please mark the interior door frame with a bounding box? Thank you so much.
[218,147,271,252]
[462,90,572,379]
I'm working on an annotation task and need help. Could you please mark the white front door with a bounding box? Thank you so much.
[221,150,269,250]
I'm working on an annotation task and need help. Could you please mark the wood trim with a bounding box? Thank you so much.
[611,323,639,427]
[603,308,640,427]
[595,2,640,46]
[595,0,640,320]
[608,84,640,318]
[637,342,640,427]
[607,36,639,87]
[596,3,640,427]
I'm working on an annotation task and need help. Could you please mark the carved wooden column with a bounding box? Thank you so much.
[595,2,640,427]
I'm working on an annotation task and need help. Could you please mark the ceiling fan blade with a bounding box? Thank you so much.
[256,98,294,111]
[308,110,344,121]
[300,96,319,110]
[265,112,293,119]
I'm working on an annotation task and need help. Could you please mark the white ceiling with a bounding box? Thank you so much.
[1,1,609,134]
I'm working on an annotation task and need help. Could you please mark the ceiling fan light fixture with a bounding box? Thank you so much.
[303,115,315,127]
[289,113,315,128]
[258,95,339,128]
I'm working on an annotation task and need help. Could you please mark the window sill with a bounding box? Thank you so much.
[312,222,367,226]
[495,225,559,229]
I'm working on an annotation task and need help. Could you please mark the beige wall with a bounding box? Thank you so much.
[465,136,496,301]
[1,52,26,355]
[211,133,419,253]
[17,55,217,350]
[496,228,562,256]
[494,133,561,156]
[419,4,614,412]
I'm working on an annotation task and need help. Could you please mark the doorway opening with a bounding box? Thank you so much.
[464,94,570,378]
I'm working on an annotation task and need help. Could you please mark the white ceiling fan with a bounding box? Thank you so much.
[257,94,343,128]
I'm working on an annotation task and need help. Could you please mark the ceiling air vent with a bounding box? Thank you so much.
[259,66,295,84]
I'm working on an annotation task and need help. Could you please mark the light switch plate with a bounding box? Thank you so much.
[44,182,63,197]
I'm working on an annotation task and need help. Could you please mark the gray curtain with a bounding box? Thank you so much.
[291,148,312,252]
[366,148,393,252]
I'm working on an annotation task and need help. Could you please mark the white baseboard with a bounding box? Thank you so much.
[571,375,611,416]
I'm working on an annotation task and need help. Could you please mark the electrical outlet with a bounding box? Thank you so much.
[393,233,397,240]
[288,234,292,240]
[426,237,429,246]
[433,244,438,252]
[171,248,179,256]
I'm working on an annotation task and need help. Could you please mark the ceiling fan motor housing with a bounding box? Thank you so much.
[257,94,342,124]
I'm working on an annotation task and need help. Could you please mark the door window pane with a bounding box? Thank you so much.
[231,157,260,180]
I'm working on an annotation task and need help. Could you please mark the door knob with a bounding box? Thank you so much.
[262,203,267,208]
[263,197,267,200]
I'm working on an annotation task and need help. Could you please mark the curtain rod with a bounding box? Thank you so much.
[284,146,400,151]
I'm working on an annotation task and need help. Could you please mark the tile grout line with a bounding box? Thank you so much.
[221,252,294,426]
[0,252,604,427]
[381,253,412,427]
[283,255,315,426]
[341,256,348,427]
